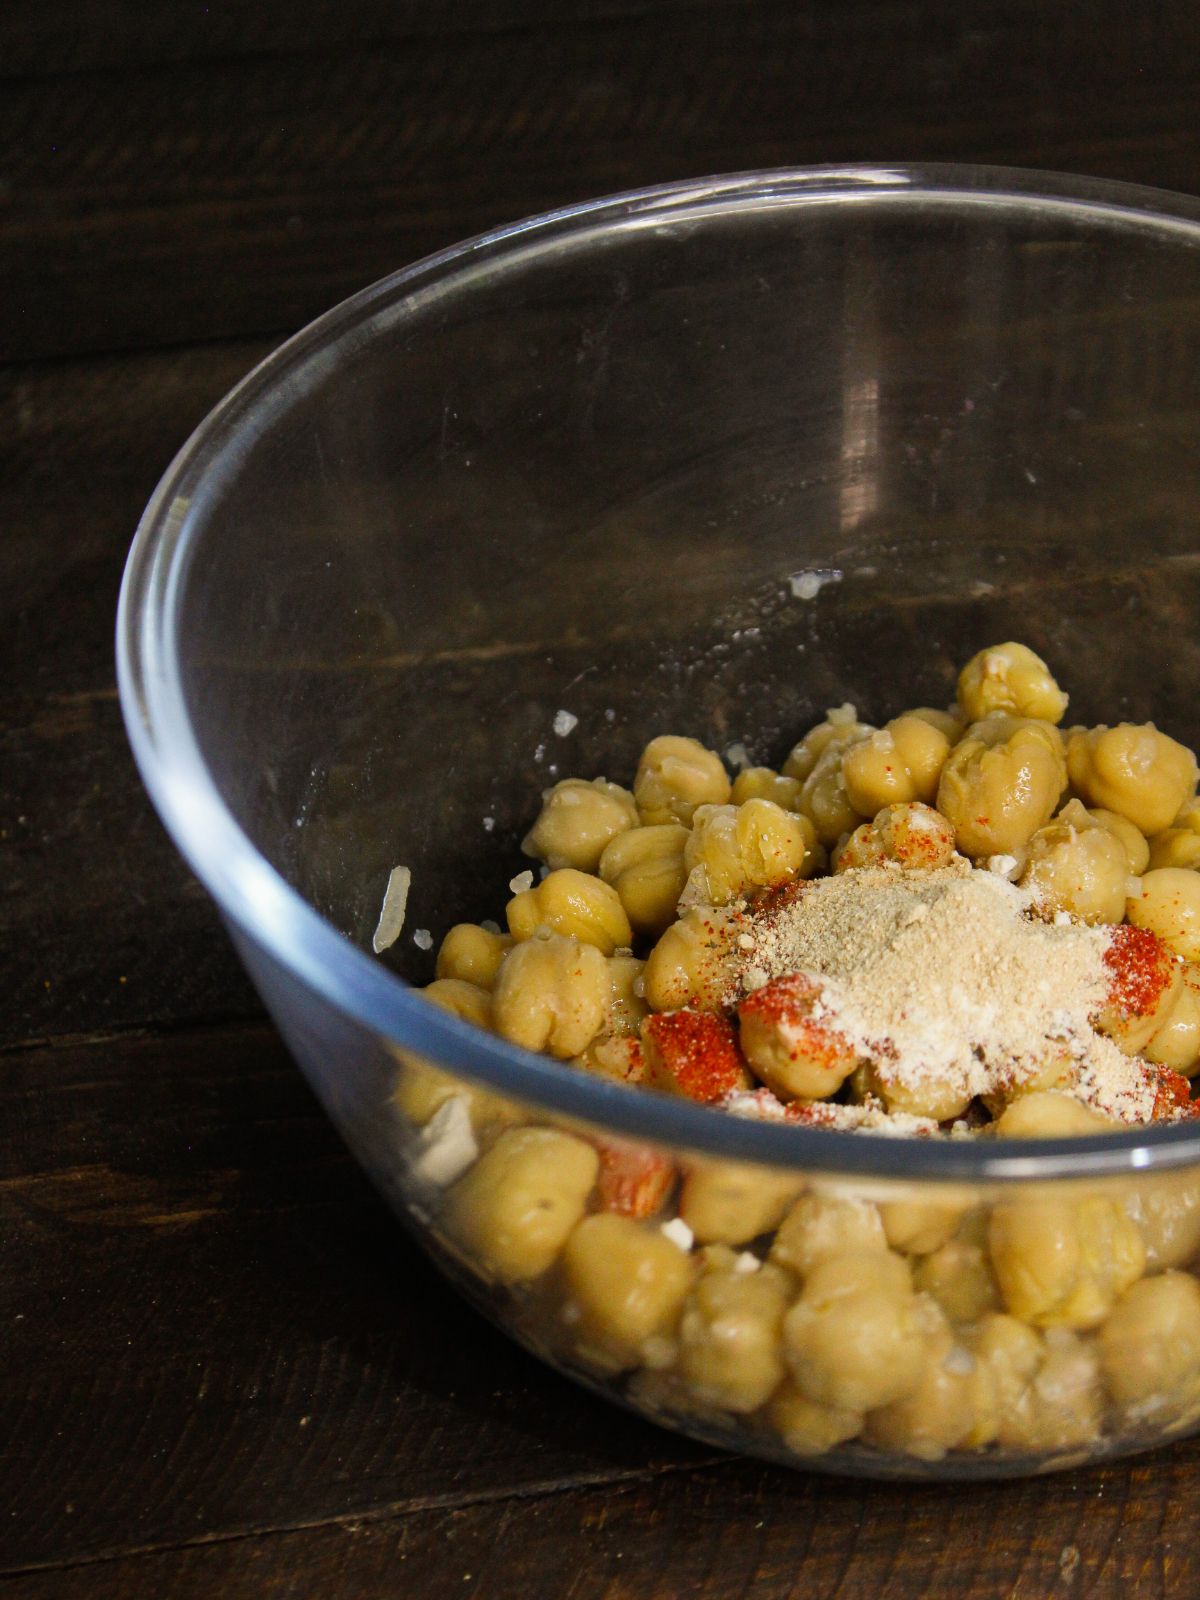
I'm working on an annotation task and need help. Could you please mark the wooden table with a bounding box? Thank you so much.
[6,4,1200,1594]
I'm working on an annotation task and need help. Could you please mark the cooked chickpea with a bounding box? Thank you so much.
[1142,964,1200,1077]
[1099,1271,1200,1411]
[855,1057,973,1123]
[841,714,951,816]
[880,1196,966,1256]
[1127,867,1200,962]
[994,1327,1103,1453]
[782,1252,927,1413]
[678,1159,801,1246]
[907,706,965,742]
[782,704,874,783]
[507,867,633,954]
[1148,827,1200,871]
[676,1260,791,1411]
[445,1127,598,1283]
[643,906,743,1012]
[1093,925,1184,1055]
[1123,1174,1200,1270]
[1067,723,1197,836]
[834,802,957,874]
[572,1032,648,1086]
[770,1189,887,1278]
[634,735,731,826]
[1019,799,1131,924]
[599,823,690,939]
[988,1193,1145,1329]
[863,1301,980,1460]
[798,734,873,847]
[392,978,516,1134]
[967,1313,1041,1448]
[768,1382,863,1456]
[492,932,610,1058]
[522,776,638,871]
[731,766,804,810]
[737,972,860,1101]
[605,951,648,1036]
[956,642,1069,725]
[436,923,514,988]
[936,715,1067,859]
[683,799,816,905]
[1086,807,1150,873]
[913,1235,999,1325]
[560,1212,693,1365]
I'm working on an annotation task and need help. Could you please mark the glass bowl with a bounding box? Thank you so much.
[119,165,1200,1479]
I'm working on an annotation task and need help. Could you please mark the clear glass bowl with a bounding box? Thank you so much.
[119,165,1200,1479]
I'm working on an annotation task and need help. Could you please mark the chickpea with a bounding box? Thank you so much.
[731,766,804,810]
[863,1301,981,1460]
[1019,799,1131,925]
[1089,807,1151,874]
[642,1008,752,1103]
[737,972,860,1101]
[560,1212,693,1365]
[593,1138,676,1220]
[834,802,957,874]
[913,1235,999,1325]
[1123,1174,1200,1269]
[1127,867,1200,962]
[995,1327,1103,1453]
[1148,827,1200,872]
[683,799,817,906]
[907,706,965,743]
[676,1261,792,1412]
[798,734,873,847]
[445,1127,598,1283]
[599,823,690,939]
[1141,964,1200,1078]
[1066,723,1197,836]
[1094,925,1184,1055]
[782,1252,927,1413]
[936,715,1067,859]
[967,1313,1041,1449]
[572,1032,648,1087]
[522,776,638,871]
[988,1192,1145,1329]
[880,1196,967,1256]
[492,932,610,1058]
[436,923,514,989]
[392,980,514,1139]
[768,1382,863,1456]
[782,704,874,784]
[855,1056,973,1123]
[634,735,731,826]
[507,867,633,955]
[643,906,743,1012]
[841,714,951,816]
[770,1189,887,1278]
[1098,1271,1200,1411]
[678,1158,801,1246]
[980,1045,1078,1119]
[956,642,1069,725]
[605,952,648,1037]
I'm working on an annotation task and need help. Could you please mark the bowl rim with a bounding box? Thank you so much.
[118,160,1200,1184]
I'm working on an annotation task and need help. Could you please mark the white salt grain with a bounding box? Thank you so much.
[508,870,534,894]
[413,928,433,951]
[553,709,578,737]
[661,1218,694,1252]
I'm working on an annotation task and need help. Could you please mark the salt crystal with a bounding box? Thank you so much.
[413,928,433,951]
[789,568,843,601]
[412,1097,478,1187]
[553,709,578,737]
[733,1252,761,1275]
[508,870,534,894]
[660,1218,694,1252]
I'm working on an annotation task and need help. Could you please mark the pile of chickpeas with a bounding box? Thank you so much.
[392,643,1200,1466]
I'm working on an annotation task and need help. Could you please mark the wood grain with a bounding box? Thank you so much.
[0,1024,718,1573]
[6,1,1200,360]
[6,1450,1200,1598]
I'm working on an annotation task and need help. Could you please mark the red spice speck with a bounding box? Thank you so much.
[738,972,856,1072]
[1147,1063,1200,1122]
[642,1009,749,1103]
[1102,925,1176,1021]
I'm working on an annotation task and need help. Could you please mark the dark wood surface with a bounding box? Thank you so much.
[7,4,1200,1594]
